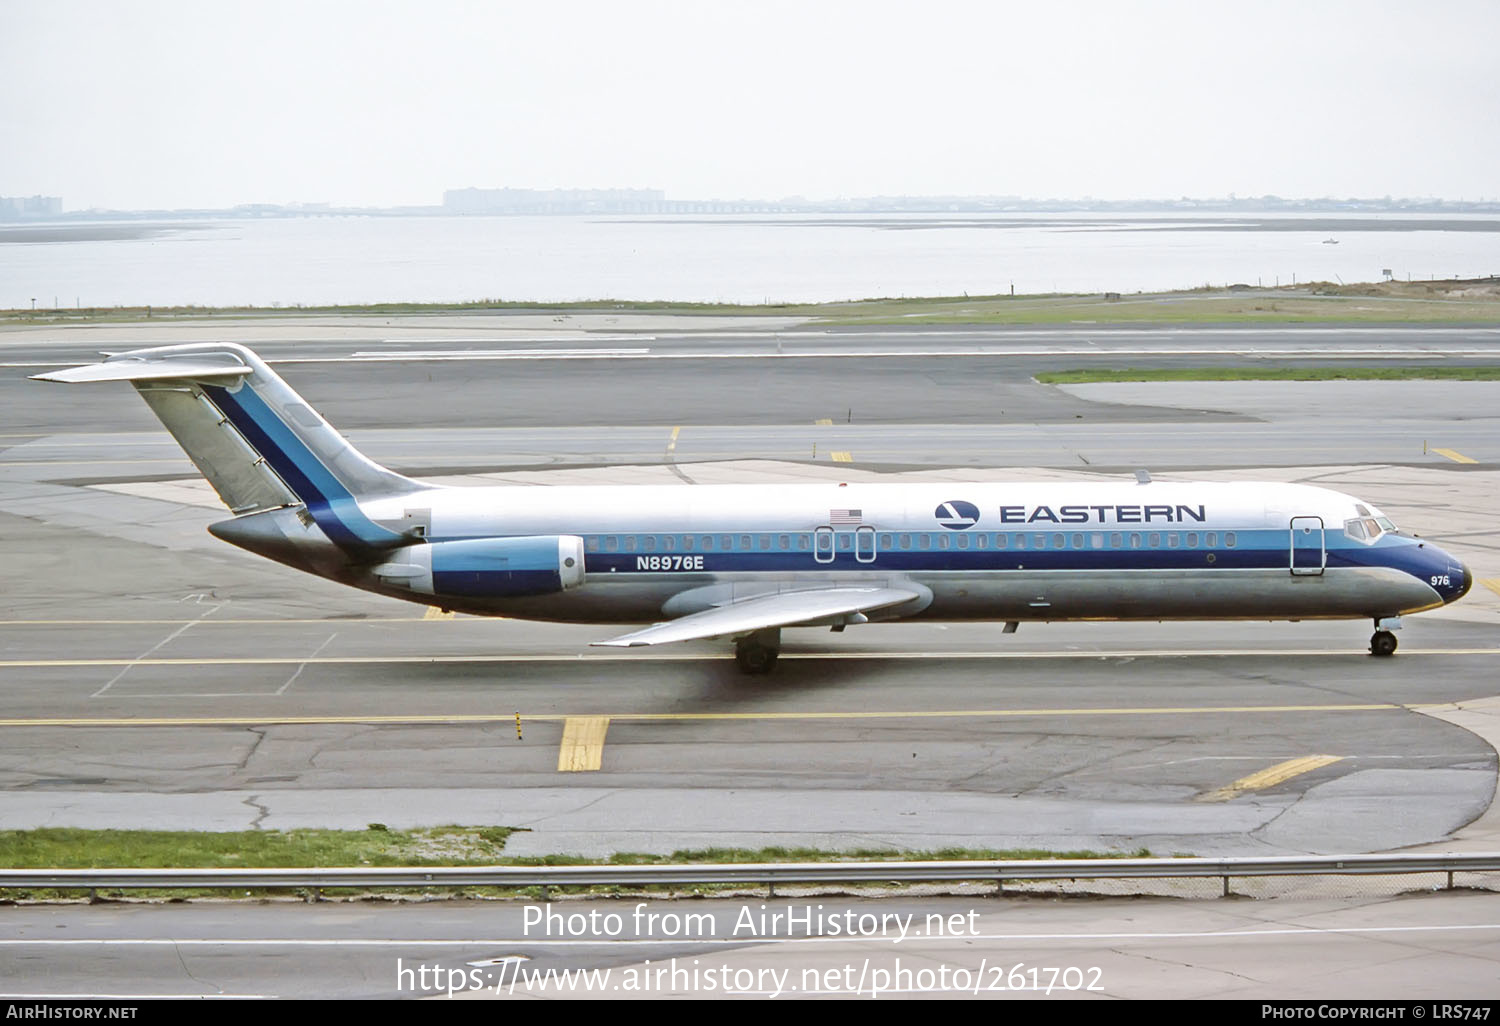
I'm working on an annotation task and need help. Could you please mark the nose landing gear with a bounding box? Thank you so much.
[1370,630,1398,657]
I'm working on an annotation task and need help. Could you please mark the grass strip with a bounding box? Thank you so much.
[4,285,1499,326]
[0,826,1147,901]
[1035,367,1500,384]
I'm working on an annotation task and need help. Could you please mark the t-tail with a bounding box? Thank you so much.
[32,342,424,564]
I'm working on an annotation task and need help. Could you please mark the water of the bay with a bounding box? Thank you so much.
[2,212,1497,309]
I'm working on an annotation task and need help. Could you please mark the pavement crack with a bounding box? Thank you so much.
[172,940,224,995]
[236,727,268,774]
[242,793,271,830]
[1111,946,1263,985]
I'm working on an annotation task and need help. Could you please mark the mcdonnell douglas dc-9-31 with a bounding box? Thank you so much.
[35,343,1473,673]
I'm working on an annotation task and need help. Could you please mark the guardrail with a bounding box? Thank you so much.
[4,852,1499,897]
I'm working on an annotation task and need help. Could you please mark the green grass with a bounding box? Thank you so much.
[0,827,1148,901]
[1035,366,1500,384]
[3,284,1498,326]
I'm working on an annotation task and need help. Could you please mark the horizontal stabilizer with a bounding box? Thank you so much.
[592,585,921,647]
[31,354,252,384]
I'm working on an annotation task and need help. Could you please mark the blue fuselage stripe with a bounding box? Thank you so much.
[202,383,400,553]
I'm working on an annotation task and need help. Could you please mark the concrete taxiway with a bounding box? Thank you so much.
[0,318,1497,859]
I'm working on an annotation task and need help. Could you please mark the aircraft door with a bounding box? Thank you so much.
[1289,516,1325,576]
[855,525,877,563]
[813,526,835,564]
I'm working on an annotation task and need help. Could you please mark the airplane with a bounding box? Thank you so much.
[34,342,1473,673]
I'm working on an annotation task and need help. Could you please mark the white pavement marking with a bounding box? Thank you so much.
[89,603,222,698]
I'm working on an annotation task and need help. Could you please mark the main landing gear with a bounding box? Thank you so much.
[735,628,781,675]
[1369,630,1398,657]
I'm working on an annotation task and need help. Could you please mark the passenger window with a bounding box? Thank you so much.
[664,535,676,551]
[740,535,751,549]
[759,535,770,550]
[682,535,693,551]
[1149,533,1161,548]
[701,535,714,550]
[798,535,810,551]
[1186,533,1198,548]
[881,533,893,548]
[625,536,637,552]
[1110,533,1122,548]
[586,537,599,552]
[1016,534,1027,550]
[1130,533,1142,549]
[918,535,931,550]
[1072,533,1084,549]
[644,536,657,551]
[838,534,852,550]
[900,534,912,550]
[957,534,969,550]
[1034,534,1046,549]
[605,536,618,552]
[1167,534,1179,548]
[778,535,790,550]
[938,535,951,549]
[1053,533,1065,549]
[1206,532,1217,547]
[1226,532,1237,548]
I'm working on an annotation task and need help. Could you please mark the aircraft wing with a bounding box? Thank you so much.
[592,585,921,647]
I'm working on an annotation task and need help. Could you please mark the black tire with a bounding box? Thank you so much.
[735,641,779,675]
[1370,630,1398,657]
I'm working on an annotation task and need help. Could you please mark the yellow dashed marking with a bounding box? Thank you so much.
[814,418,833,426]
[1432,448,1478,464]
[557,716,610,771]
[1199,754,1344,802]
[422,608,455,621]
[666,425,680,452]
[1480,579,1500,598]
[830,451,853,462]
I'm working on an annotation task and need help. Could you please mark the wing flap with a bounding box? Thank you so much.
[593,586,921,648]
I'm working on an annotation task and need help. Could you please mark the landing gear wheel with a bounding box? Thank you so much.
[1370,630,1398,657]
[734,629,781,675]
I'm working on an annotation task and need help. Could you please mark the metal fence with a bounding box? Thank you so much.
[5,852,1500,899]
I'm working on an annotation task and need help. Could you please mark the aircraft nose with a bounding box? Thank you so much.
[1454,562,1473,603]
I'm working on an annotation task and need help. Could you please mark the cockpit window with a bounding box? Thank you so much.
[1345,517,1391,543]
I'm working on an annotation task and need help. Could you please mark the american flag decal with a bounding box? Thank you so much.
[829,508,863,524]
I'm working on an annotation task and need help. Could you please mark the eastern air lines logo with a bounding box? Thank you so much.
[934,500,980,530]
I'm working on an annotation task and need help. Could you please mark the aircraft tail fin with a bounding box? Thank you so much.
[32,343,422,551]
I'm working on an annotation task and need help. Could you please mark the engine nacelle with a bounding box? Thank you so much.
[373,536,586,598]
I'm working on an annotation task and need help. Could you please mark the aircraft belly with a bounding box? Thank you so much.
[915,567,1438,620]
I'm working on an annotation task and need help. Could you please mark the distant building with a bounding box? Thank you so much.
[443,187,667,215]
[0,195,62,220]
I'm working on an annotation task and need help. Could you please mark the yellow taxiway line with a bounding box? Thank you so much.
[1198,754,1345,802]
[1,648,1496,670]
[830,451,853,462]
[0,703,1439,730]
[1431,447,1479,464]
[556,716,610,771]
[1480,579,1500,598]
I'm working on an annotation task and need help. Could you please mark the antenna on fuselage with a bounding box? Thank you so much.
[1134,469,1152,484]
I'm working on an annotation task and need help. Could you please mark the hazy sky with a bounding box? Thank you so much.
[3,0,1497,210]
